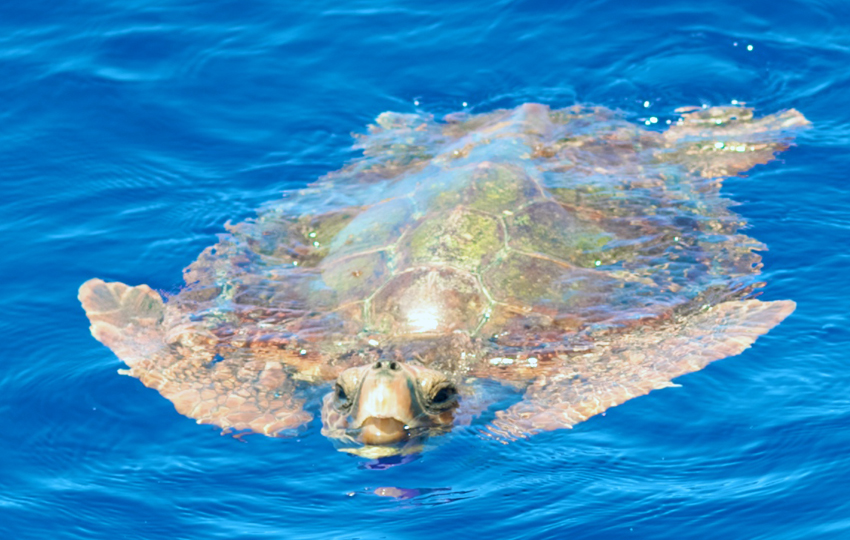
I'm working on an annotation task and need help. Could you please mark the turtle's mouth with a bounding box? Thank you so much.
[358,416,408,445]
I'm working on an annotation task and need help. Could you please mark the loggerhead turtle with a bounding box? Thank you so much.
[80,102,808,456]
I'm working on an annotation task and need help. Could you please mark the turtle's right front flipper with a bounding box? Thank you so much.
[486,299,795,440]
[79,279,312,436]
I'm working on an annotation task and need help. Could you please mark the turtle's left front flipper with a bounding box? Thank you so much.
[79,279,312,436]
[486,299,795,440]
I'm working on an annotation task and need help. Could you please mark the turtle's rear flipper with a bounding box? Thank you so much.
[79,278,166,366]
[487,299,795,440]
[657,106,809,179]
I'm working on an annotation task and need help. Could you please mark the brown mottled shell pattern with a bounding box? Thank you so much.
[79,103,807,438]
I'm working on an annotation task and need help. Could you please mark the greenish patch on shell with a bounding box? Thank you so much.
[467,163,541,214]
[482,253,565,305]
[482,252,615,310]
[507,201,619,268]
[404,209,503,271]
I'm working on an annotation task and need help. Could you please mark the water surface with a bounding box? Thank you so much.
[3,1,850,538]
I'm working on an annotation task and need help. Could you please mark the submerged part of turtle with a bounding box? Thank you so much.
[80,103,807,454]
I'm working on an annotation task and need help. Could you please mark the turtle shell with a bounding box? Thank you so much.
[175,103,806,368]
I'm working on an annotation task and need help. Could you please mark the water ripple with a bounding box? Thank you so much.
[3,0,850,538]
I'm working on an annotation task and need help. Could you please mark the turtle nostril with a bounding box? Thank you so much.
[389,361,398,370]
[373,361,382,369]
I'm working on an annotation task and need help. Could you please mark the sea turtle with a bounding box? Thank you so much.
[80,102,808,456]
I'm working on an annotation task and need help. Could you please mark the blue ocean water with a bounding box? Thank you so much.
[2,0,850,538]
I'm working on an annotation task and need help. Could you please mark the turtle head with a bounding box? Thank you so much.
[321,361,459,454]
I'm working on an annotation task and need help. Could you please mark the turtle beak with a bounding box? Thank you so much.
[353,361,417,445]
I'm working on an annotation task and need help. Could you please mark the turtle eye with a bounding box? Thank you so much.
[334,384,350,408]
[431,385,457,407]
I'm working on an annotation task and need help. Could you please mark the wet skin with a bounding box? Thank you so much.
[321,361,459,449]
